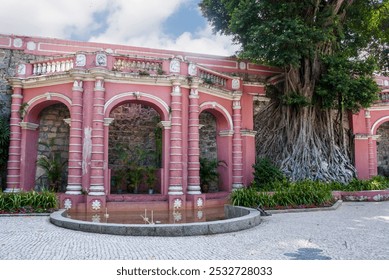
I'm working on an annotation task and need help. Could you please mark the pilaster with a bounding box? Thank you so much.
[232,92,243,190]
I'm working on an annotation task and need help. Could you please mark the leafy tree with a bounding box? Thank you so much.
[200,0,389,183]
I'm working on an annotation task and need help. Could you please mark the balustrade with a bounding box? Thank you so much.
[198,68,228,88]
[32,59,74,75]
[113,58,163,74]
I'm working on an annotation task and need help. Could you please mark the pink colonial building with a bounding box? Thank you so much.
[1,34,388,212]
[1,34,276,212]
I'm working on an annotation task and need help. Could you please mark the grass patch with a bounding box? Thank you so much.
[0,190,58,214]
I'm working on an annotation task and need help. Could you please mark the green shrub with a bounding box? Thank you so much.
[252,157,285,191]
[0,190,58,213]
[231,180,333,209]
[330,176,389,191]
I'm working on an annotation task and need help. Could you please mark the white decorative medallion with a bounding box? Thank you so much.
[196,198,204,208]
[188,63,197,76]
[232,79,240,89]
[91,199,102,211]
[26,41,36,51]
[170,59,180,73]
[92,214,101,223]
[173,198,182,209]
[197,210,203,220]
[96,53,107,66]
[13,38,23,48]
[173,211,182,222]
[75,54,86,67]
[64,198,72,210]
[17,64,26,75]
[239,61,246,70]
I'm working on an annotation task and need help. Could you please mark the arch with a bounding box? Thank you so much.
[104,92,169,121]
[199,101,233,131]
[24,92,72,123]
[371,115,389,135]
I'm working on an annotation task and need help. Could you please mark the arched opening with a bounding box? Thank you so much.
[199,111,218,192]
[376,121,389,176]
[35,103,70,191]
[108,103,162,194]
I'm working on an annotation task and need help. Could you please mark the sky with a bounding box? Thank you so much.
[0,0,240,56]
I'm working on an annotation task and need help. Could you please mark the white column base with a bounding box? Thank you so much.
[232,183,244,190]
[89,185,105,196]
[187,185,201,195]
[3,187,22,193]
[65,184,82,195]
[168,185,183,195]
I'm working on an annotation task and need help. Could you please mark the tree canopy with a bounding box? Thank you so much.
[200,0,389,182]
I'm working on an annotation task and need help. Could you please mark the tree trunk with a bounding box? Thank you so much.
[255,62,355,183]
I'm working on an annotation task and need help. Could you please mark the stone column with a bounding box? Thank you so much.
[232,92,244,190]
[187,81,201,195]
[5,82,23,192]
[66,79,84,195]
[168,80,183,195]
[89,78,105,195]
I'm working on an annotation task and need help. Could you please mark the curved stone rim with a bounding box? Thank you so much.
[49,205,261,236]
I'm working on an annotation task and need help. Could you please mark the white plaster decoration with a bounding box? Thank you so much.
[232,79,240,89]
[105,48,113,54]
[27,92,72,108]
[241,129,257,137]
[75,54,86,67]
[188,63,197,76]
[73,80,83,90]
[197,210,203,220]
[17,64,26,75]
[173,85,181,93]
[19,122,39,130]
[13,38,23,48]
[365,110,371,118]
[26,41,36,50]
[385,80,389,86]
[96,53,107,66]
[45,92,52,100]
[104,118,115,126]
[158,121,171,129]
[239,61,246,70]
[233,100,241,109]
[63,118,71,126]
[133,91,141,99]
[190,88,198,96]
[170,59,180,73]
[196,198,204,208]
[173,198,182,209]
[355,133,369,140]
[219,130,234,137]
[64,199,72,210]
[172,210,182,222]
[91,199,102,211]
[95,80,104,91]
[92,214,101,223]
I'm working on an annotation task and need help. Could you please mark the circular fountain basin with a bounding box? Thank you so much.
[50,205,261,236]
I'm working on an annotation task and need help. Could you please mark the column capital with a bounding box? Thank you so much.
[72,79,84,92]
[19,122,39,130]
[104,117,115,126]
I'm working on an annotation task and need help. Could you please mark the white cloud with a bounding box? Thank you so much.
[0,0,239,56]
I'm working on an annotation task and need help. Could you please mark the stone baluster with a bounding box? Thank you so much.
[232,92,244,190]
[89,78,106,196]
[5,83,23,192]
[168,80,183,195]
[65,79,84,195]
[187,81,201,194]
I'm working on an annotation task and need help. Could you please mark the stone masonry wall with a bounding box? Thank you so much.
[36,103,70,190]
[199,111,217,160]
[108,103,160,170]
[377,122,389,176]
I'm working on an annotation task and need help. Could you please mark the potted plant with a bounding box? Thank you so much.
[200,158,225,193]
[144,166,157,194]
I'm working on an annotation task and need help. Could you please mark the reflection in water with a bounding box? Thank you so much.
[68,206,226,225]
[284,248,332,260]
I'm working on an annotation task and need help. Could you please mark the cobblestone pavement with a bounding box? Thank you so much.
[0,201,388,260]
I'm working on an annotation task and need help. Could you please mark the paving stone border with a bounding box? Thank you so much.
[49,205,262,236]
